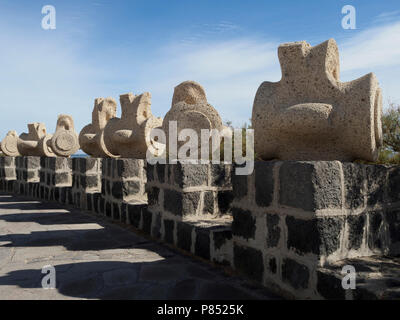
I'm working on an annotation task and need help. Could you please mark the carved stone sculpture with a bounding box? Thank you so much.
[162,81,225,160]
[103,92,163,158]
[252,39,383,162]
[1,131,20,157]
[50,115,80,157]
[79,98,117,157]
[17,123,55,157]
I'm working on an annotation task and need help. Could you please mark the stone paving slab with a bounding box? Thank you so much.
[0,193,281,300]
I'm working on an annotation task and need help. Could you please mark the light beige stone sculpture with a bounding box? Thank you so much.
[17,123,55,157]
[50,114,80,157]
[252,39,383,162]
[162,81,226,160]
[103,92,163,158]
[79,97,117,157]
[1,131,21,157]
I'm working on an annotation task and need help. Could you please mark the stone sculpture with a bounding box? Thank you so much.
[103,92,163,158]
[79,97,117,157]
[252,39,383,162]
[1,131,20,157]
[17,123,55,157]
[50,115,80,157]
[162,81,226,160]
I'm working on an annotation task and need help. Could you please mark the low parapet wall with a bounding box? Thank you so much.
[1,156,399,299]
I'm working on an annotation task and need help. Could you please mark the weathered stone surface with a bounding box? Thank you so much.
[103,92,163,158]
[79,97,117,157]
[217,190,233,214]
[195,229,211,260]
[1,131,20,156]
[347,215,365,250]
[281,258,309,290]
[50,115,80,157]
[17,123,55,157]
[172,163,208,188]
[163,219,175,244]
[177,222,193,251]
[252,39,382,162]
[286,216,343,256]
[233,244,264,282]
[255,161,274,207]
[266,214,280,248]
[162,81,227,161]
[279,161,342,211]
[342,163,365,209]
[232,207,256,240]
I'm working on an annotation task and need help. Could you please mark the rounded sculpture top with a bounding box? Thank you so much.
[171,81,208,106]
[252,38,383,162]
[162,81,225,161]
[1,130,20,157]
[51,114,80,157]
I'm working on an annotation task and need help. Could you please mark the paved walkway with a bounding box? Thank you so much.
[0,193,279,300]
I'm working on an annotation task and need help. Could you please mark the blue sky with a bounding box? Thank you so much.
[1,0,400,138]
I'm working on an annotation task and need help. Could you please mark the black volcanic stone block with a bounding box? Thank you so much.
[384,209,400,251]
[279,161,342,211]
[152,213,161,239]
[164,189,182,215]
[286,216,343,256]
[255,161,275,207]
[120,203,127,223]
[282,258,309,290]
[99,197,105,215]
[105,202,112,217]
[366,165,387,206]
[317,270,346,300]
[266,214,280,248]
[128,204,144,228]
[203,191,214,214]
[217,191,234,214]
[147,187,159,206]
[232,167,248,200]
[233,244,263,282]
[368,211,384,250]
[267,256,277,274]
[232,207,256,240]
[142,208,152,234]
[347,215,365,250]
[211,164,231,187]
[388,167,400,203]
[177,222,193,252]
[164,219,175,244]
[156,164,166,183]
[195,229,211,260]
[117,159,141,178]
[113,203,120,220]
[86,194,93,212]
[55,172,71,186]
[172,163,208,188]
[146,164,155,182]
[93,193,100,213]
[342,163,365,209]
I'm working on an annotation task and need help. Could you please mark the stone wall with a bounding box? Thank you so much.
[1,156,399,299]
[231,161,400,298]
